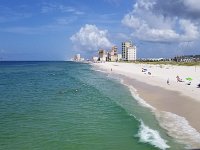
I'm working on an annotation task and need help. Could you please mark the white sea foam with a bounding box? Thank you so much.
[91,68,107,73]
[155,111,200,149]
[119,78,155,109]
[136,120,170,150]
[123,81,200,148]
[128,85,155,110]
[93,67,200,148]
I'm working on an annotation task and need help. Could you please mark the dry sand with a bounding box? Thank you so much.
[123,77,200,132]
[93,62,200,102]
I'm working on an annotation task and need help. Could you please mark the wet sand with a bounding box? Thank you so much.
[123,76,200,133]
[93,62,200,147]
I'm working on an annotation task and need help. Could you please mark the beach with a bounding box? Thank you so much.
[93,62,200,147]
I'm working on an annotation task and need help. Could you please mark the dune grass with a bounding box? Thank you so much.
[119,61,200,66]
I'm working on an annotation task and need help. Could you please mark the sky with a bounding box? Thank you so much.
[0,0,200,60]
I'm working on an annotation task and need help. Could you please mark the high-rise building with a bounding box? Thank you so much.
[98,49,107,62]
[117,54,122,61]
[122,41,137,61]
[74,54,81,61]
[92,56,98,62]
[73,54,84,61]
[108,46,118,61]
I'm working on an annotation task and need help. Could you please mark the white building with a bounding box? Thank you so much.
[74,54,80,61]
[98,49,107,62]
[108,46,118,61]
[73,54,84,62]
[117,54,122,61]
[92,56,98,62]
[122,41,137,61]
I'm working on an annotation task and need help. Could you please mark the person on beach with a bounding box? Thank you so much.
[167,78,170,85]
[111,68,112,71]
[176,75,183,82]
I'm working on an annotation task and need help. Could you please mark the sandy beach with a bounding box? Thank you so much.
[93,62,200,147]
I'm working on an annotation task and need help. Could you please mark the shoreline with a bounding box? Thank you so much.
[122,76,200,147]
[92,62,200,148]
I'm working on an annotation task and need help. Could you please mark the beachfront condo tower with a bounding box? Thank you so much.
[98,49,107,62]
[122,41,137,61]
[108,46,118,61]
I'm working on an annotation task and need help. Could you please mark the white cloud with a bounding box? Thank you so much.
[152,0,200,20]
[0,5,32,23]
[133,0,155,11]
[56,17,77,25]
[122,15,143,29]
[41,3,84,15]
[179,19,199,41]
[183,0,200,12]
[121,0,200,43]
[70,24,113,51]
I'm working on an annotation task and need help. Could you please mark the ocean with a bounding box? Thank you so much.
[0,61,185,150]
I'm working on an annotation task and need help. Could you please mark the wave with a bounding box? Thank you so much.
[126,81,200,149]
[155,111,200,149]
[91,67,200,148]
[135,120,170,150]
[90,67,108,73]
[128,85,155,110]
[126,84,170,149]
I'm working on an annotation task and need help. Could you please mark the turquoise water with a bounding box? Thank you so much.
[0,61,184,150]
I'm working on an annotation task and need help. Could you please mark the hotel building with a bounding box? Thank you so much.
[108,46,118,61]
[74,54,81,61]
[98,49,107,62]
[73,54,84,61]
[122,41,137,61]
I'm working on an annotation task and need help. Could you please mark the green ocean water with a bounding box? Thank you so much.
[0,61,184,150]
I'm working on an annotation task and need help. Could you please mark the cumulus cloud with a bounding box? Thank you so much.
[121,0,200,43]
[183,0,200,12]
[70,24,113,51]
[153,0,200,20]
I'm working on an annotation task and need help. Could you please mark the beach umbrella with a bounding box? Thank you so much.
[185,77,192,81]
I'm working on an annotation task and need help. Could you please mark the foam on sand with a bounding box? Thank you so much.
[92,62,200,148]
[135,120,170,150]
[121,77,200,149]
[155,111,200,149]
[128,84,155,110]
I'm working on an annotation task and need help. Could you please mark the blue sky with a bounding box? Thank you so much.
[0,0,200,60]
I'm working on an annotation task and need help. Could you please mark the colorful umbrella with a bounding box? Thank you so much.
[185,77,192,81]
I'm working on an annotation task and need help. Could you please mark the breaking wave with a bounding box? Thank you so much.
[135,120,170,150]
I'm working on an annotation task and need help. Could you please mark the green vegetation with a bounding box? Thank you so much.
[119,61,200,66]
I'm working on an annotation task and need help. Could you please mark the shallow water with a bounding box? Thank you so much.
[0,61,184,150]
